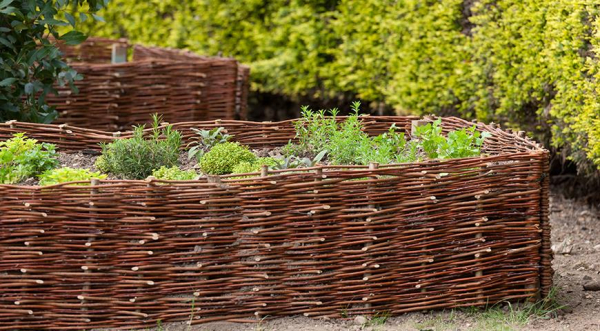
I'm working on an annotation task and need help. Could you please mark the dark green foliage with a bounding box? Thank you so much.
[199,142,256,175]
[0,0,107,123]
[97,115,182,179]
[0,133,59,183]
[83,0,600,174]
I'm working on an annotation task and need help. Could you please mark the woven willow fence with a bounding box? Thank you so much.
[0,117,551,330]
[49,38,250,131]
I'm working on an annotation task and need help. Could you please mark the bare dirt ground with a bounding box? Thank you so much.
[129,187,600,331]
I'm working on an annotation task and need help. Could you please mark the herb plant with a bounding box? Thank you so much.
[231,157,282,174]
[284,104,491,166]
[187,127,232,161]
[414,119,491,160]
[96,115,182,179]
[0,133,59,184]
[39,167,106,186]
[199,142,256,175]
[152,166,198,180]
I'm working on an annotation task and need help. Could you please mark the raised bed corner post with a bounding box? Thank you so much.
[411,120,429,297]
[539,150,552,298]
[475,155,488,306]
[362,162,379,312]
[80,178,100,320]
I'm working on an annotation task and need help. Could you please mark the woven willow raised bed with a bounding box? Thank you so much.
[48,38,250,131]
[0,117,551,330]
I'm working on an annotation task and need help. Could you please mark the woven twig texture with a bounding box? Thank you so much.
[48,38,249,131]
[0,117,551,330]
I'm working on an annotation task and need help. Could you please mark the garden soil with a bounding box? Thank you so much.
[143,187,600,331]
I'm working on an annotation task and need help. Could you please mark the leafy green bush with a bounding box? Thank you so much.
[1,0,107,123]
[0,133,59,184]
[97,115,182,179]
[151,166,198,180]
[187,127,232,161]
[199,142,256,175]
[39,167,106,186]
[82,0,600,175]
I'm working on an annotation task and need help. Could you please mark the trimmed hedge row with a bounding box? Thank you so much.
[80,0,600,175]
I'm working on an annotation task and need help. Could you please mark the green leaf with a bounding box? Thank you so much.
[64,12,76,27]
[59,31,87,46]
[91,13,105,22]
[79,12,87,22]
[40,18,69,26]
[0,78,16,87]
[0,0,14,9]
[0,6,16,14]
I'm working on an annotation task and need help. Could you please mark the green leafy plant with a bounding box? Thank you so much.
[199,141,256,175]
[413,119,447,160]
[325,102,369,165]
[187,127,232,161]
[0,0,107,123]
[151,166,198,180]
[275,150,328,170]
[231,157,282,175]
[96,115,182,179]
[0,133,59,184]
[356,124,409,165]
[414,119,491,160]
[39,167,106,186]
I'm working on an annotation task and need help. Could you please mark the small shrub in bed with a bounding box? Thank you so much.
[151,166,198,180]
[96,115,182,179]
[39,167,107,186]
[199,142,256,175]
[187,127,232,161]
[0,133,59,184]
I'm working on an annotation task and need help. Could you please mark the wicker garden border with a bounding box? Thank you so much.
[0,117,551,330]
[48,38,250,131]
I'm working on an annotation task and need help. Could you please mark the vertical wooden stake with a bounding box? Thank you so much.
[363,162,379,311]
[82,178,99,314]
[475,159,487,305]
[111,43,127,63]
[411,120,430,138]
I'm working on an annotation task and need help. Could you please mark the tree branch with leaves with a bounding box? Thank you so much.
[0,0,107,123]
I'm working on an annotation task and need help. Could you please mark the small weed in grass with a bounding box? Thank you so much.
[367,311,391,327]
[414,310,457,331]
[466,288,565,331]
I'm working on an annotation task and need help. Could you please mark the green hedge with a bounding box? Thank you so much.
[80,0,600,175]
